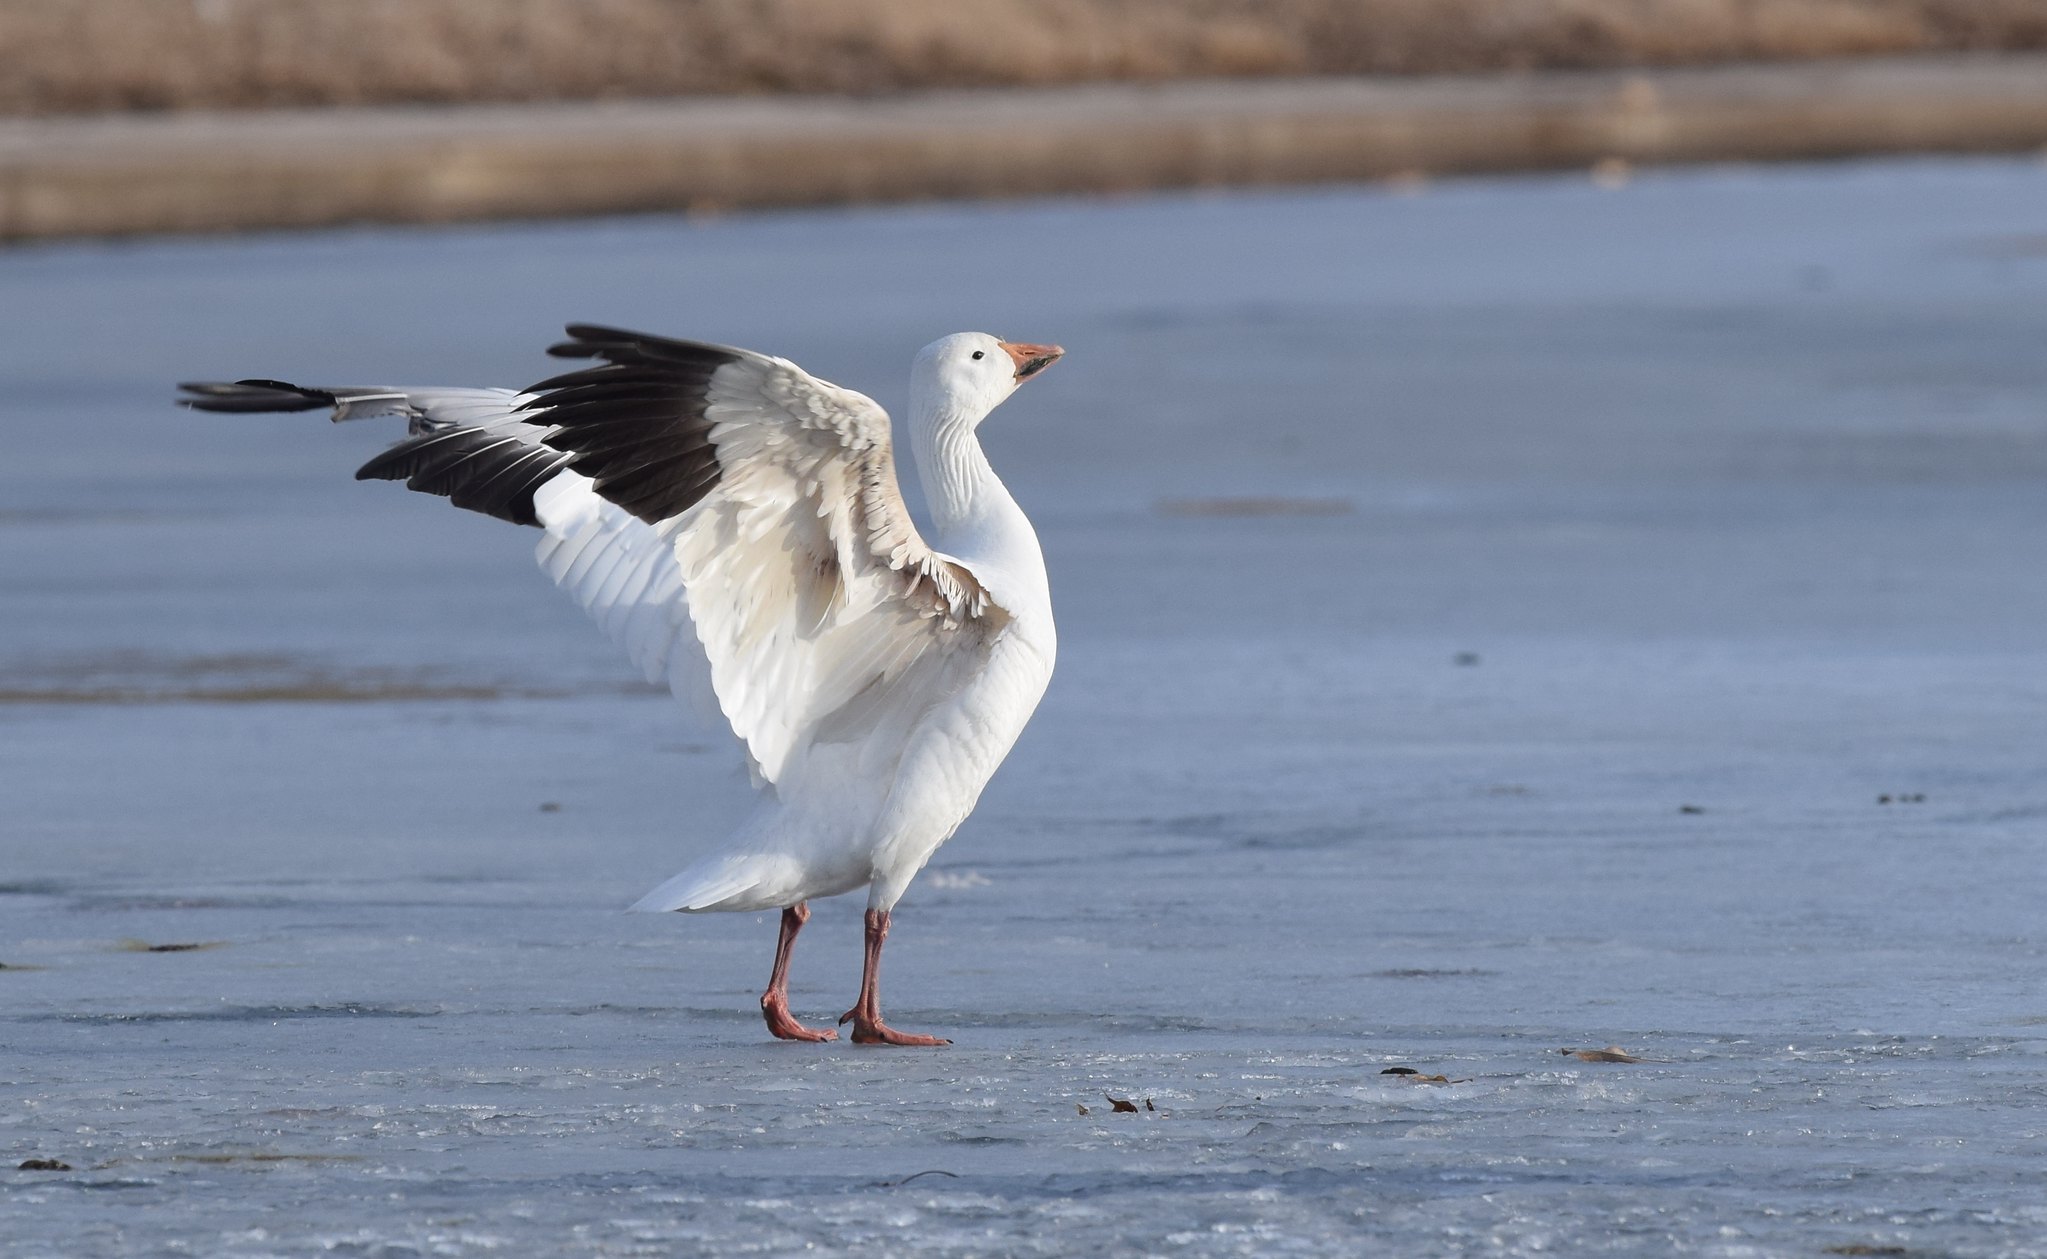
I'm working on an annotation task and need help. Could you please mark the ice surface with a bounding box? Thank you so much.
[4,158,2047,1257]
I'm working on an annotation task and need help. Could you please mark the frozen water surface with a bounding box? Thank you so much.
[4,158,2047,1256]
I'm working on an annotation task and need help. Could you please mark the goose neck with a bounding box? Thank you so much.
[910,407,1002,536]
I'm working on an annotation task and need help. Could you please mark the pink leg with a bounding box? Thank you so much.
[837,908,950,1047]
[761,902,836,1042]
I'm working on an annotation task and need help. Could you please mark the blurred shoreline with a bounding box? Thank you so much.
[5,54,2047,242]
[12,0,2044,117]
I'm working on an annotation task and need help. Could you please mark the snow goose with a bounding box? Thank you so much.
[180,326,1063,1046]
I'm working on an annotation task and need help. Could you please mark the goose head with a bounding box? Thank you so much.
[911,332,1063,427]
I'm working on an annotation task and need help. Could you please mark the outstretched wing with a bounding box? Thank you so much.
[180,378,728,735]
[178,381,578,527]
[525,325,1010,790]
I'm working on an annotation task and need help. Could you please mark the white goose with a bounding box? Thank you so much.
[181,327,1063,1046]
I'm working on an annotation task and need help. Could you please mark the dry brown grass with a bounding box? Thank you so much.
[4,0,2044,116]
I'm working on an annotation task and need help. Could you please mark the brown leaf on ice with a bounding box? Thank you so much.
[1144,1098,1156,1111]
[1380,1066,1419,1075]
[1075,1103,1090,1116]
[1105,1094,1139,1113]
[18,1159,71,1171]
[1561,1046,1643,1063]
[114,939,225,953]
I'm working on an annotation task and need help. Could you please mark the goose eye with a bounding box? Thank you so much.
[971,350,984,360]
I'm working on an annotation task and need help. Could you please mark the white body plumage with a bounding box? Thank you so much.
[522,330,1059,914]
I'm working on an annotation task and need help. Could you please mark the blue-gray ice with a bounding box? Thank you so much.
[4,157,2047,1257]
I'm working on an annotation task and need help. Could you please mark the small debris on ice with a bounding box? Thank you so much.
[1560,1046,1644,1063]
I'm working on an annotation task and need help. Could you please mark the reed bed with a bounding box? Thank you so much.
[5,0,2044,116]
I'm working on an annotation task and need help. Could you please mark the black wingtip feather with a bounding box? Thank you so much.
[524,325,746,525]
[355,428,574,528]
[177,379,337,413]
